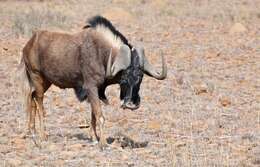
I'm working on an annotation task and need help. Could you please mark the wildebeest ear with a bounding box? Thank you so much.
[106,45,131,78]
[111,45,131,76]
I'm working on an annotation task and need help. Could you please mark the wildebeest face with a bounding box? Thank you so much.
[120,49,143,110]
[106,45,167,110]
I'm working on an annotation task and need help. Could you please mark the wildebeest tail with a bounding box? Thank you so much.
[17,57,34,113]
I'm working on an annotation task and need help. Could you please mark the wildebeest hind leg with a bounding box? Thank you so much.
[30,98,37,134]
[30,73,51,141]
[29,98,41,147]
[21,92,35,138]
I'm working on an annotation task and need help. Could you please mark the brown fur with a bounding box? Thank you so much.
[20,29,120,149]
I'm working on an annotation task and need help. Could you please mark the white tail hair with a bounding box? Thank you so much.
[16,55,34,114]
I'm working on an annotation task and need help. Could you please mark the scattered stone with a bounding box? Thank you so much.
[68,143,84,151]
[118,118,128,126]
[67,97,76,107]
[175,74,184,85]
[53,96,62,107]
[219,96,231,107]
[50,85,61,93]
[78,105,85,112]
[47,143,60,151]
[11,137,26,150]
[229,23,247,34]
[147,121,161,130]
[193,82,209,95]
[0,145,11,154]
[174,141,186,148]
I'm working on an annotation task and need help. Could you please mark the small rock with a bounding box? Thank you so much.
[53,96,63,107]
[229,23,247,34]
[68,143,83,151]
[175,74,184,85]
[51,85,61,93]
[67,97,76,107]
[174,141,186,148]
[193,82,208,95]
[118,118,128,126]
[78,105,85,112]
[219,96,231,107]
[47,143,59,151]
[11,137,26,150]
[147,121,161,130]
[0,145,11,154]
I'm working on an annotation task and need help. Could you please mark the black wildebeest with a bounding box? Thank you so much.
[19,16,167,149]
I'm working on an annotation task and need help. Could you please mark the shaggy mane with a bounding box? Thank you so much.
[84,15,132,49]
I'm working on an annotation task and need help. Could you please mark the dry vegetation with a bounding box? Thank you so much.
[0,0,259,166]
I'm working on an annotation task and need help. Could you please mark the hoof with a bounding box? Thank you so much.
[40,132,48,141]
[90,140,98,145]
[20,131,30,139]
[43,111,47,117]
[20,133,29,139]
[99,141,108,151]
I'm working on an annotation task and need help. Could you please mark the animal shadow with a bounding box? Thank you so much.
[107,132,148,149]
[71,133,92,142]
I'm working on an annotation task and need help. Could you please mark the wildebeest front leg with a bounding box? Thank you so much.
[87,87,107,149]
[89,112,98,141]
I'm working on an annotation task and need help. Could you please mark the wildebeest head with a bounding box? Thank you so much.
[86,15,167,110]
[119,49,143,110]
[106,45,167,110]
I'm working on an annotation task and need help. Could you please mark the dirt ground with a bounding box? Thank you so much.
[0,0,259,166]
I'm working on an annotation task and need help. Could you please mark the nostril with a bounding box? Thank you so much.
[126,102,136,108]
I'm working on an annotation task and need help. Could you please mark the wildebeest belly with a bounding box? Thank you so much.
[43,69,83,89]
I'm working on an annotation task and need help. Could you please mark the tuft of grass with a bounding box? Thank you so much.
[12,7,70,37]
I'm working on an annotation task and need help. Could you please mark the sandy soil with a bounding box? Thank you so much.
[0,0,259,166]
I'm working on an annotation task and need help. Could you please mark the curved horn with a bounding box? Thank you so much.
[106,48,113,78]
[137,47,167,80]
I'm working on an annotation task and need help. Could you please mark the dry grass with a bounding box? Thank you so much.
[12,7,70,37]
[0,0,259,166]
